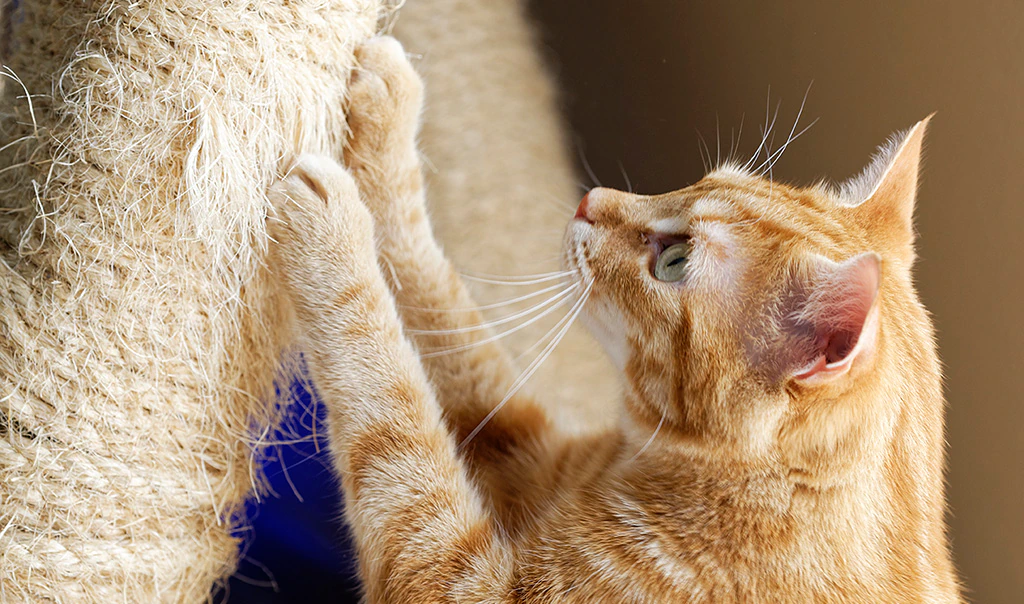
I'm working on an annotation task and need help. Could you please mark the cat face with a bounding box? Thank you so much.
[563,119,931,471]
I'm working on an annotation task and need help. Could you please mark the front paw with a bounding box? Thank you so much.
[268,154,376,301]
[345,36,424,181]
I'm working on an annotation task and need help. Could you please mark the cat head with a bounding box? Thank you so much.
[563,117,936,483]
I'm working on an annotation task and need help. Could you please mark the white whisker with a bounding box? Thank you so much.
[577,139,603,188]
[419,286,579,358]
[745,87,775,170]
[401,281,572,314]
[763,117,819,176]
[617,161,633,193]
[458,281,593,449]
[459,270,574,286]
[510,285,586,363]
[715,113,722,169]
[628,409,666,463]
[733,113,745,162]
[462,269,573,280]
[754,82,815,175]
[540,192,579,214]
[696,127,711,173]
[512,311,569,362]
[744,91,781,172]
[408,283,579,336]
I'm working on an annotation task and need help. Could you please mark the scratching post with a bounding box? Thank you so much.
[0,1,378,601]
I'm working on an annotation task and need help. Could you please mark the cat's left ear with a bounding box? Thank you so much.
[839,115,933,261]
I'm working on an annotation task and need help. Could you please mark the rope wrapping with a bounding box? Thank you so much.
[0,1,380,601]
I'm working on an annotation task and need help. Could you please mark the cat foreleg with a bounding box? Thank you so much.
[269,155,513,603]
[343,38,558,497]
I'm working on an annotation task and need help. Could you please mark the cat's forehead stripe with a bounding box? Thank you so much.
[650,183,852,255]
[646,198,735,234]
[648,217,689,234]
[693,182,846,244]
[692,197,734,217]
[692,174,771,198]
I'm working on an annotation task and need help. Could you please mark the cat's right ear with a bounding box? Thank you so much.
[838,115,933,262]
[761,252,883,386]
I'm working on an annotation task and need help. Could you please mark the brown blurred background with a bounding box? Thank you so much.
[528,1,1023,601]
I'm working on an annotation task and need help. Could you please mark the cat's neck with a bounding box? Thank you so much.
[613,378,955,599]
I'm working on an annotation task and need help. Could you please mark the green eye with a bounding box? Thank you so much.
[654,241,691,282]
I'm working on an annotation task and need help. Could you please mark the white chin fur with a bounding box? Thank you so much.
[581,299,630,372]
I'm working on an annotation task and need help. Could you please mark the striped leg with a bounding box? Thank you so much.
[343,38,561,521]
[269,155,512,602]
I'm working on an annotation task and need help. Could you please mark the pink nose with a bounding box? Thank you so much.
[574,191,594,223]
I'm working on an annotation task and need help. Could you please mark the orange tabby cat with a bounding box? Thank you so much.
[269,37,960,602]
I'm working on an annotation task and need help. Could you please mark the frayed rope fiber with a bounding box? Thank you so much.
[0,1,380,601]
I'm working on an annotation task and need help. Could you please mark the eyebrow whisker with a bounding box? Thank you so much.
[754,82,816,176]
[743,91,782,173]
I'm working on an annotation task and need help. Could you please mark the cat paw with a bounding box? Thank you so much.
[268,154,375,297]
[345,36,423,176]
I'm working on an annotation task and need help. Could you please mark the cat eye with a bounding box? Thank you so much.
[653,241,692,282]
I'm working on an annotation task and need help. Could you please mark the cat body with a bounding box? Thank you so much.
[269,37,959,603]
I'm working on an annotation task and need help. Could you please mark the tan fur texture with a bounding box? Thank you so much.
[0,1,378,601]
[273,37,960,602]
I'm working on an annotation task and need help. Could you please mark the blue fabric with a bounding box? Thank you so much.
[224,382,362,603]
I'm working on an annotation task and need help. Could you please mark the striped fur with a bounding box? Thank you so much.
[269,37,959,602]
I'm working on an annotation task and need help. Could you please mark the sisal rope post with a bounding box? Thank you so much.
[0,1,379,601]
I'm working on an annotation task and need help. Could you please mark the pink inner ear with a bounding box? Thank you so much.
[792,253,882,382]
